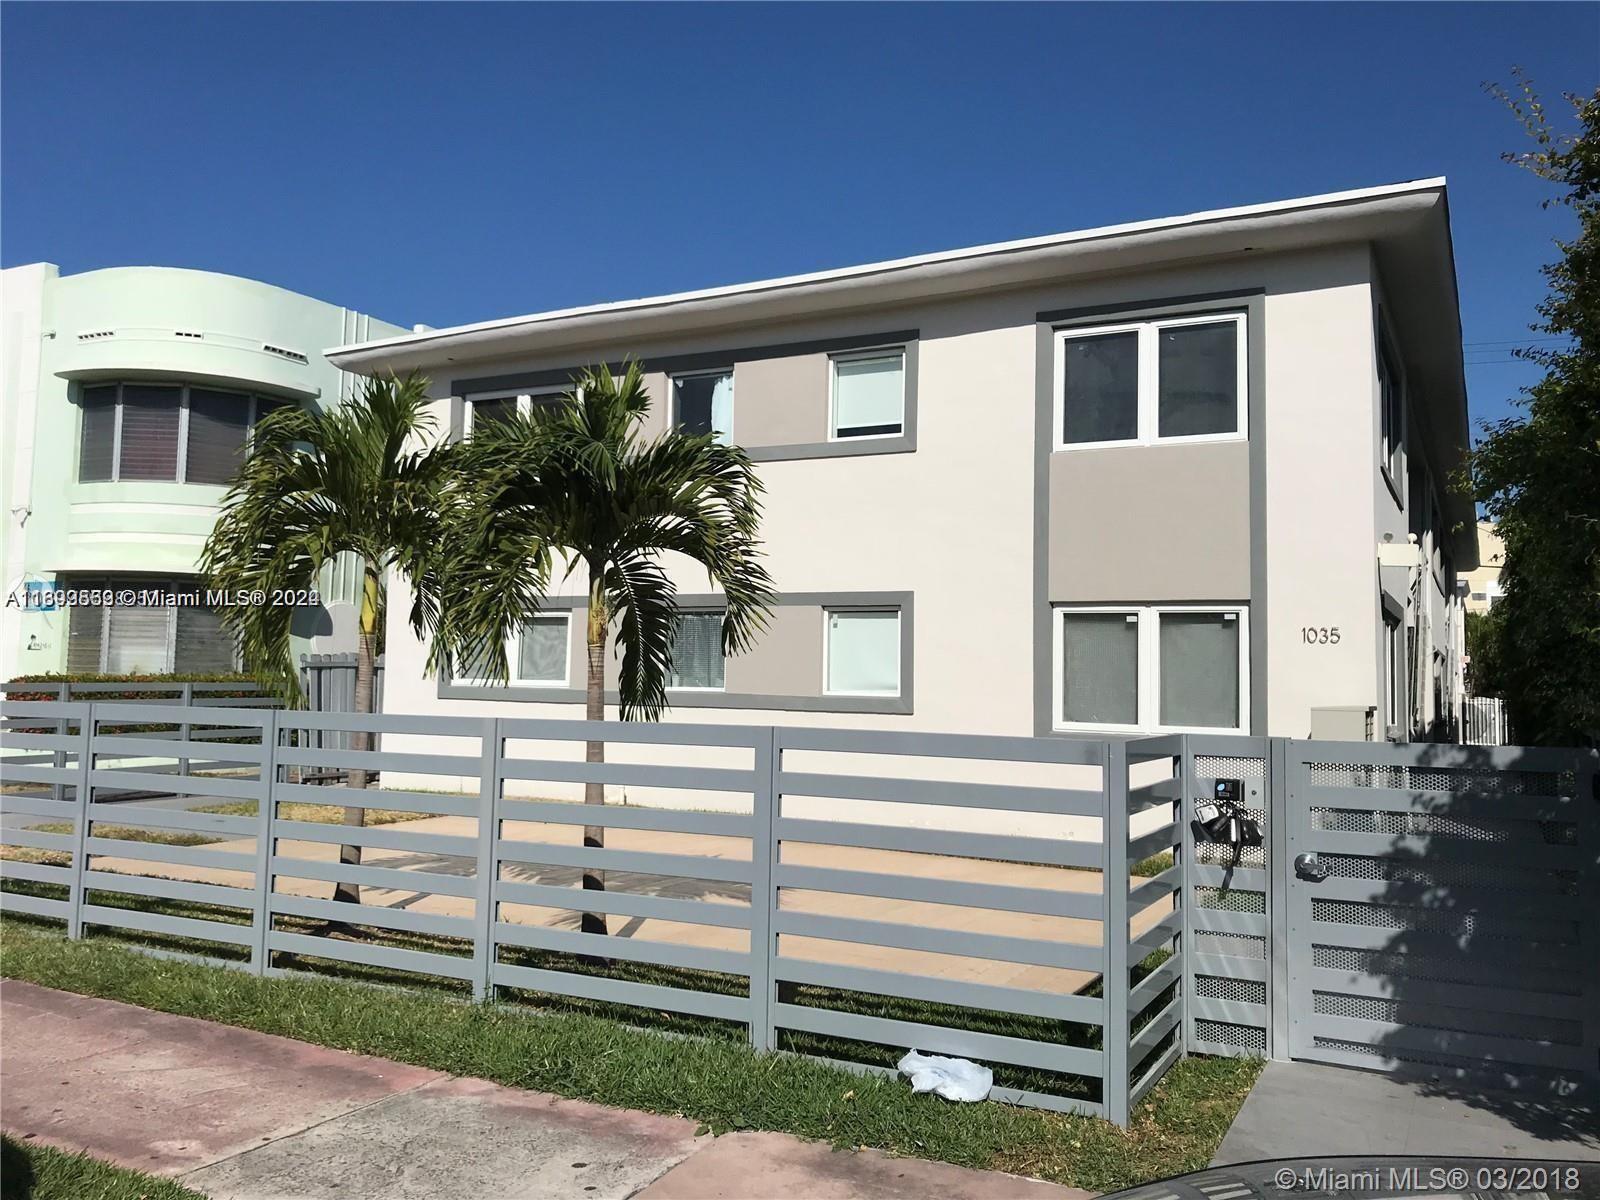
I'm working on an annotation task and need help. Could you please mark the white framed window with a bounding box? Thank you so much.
[463,387,565,436]
[671,371,733,444]
[829,348,905,440]
[1053,604,1248,733]
[824,608,901,696]
[512,613,571,686]
[458,611,571,686]
[667,610,725,690]
[1054,313,1246,450]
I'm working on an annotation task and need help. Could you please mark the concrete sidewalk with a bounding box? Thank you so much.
[0,980,1088,1200]
[1212,1060,1600,1165]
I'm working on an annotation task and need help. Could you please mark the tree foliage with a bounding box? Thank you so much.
[1468,75,1600,746]
[199,373,452,705]
[1463,608,1506,698]
[430,361,776,717]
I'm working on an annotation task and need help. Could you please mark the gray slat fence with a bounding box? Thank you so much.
[0,679,278,804]
[297,655,386,779]
[0,699,1182,1127]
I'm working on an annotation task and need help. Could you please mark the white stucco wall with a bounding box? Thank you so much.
[1259,245,1381,736]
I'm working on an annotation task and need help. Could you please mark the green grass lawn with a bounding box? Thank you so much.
[0,1135,206,1200]
[0,917,1259,1192]
[0,875,1176,1104]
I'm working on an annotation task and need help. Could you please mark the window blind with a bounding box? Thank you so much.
[1158,611,1240,728]
[255,397,294,428]
[67,601,105,673]
[117,385,182,481]
[668,612,725,689]
[826,610,899,694]
[833,354,904,437]
[185,389,251,485]
[105,605,171,673]
[516,615,569,684]
[175,606,237,673]
[79,386,118,482]
[1061,612,1139,725]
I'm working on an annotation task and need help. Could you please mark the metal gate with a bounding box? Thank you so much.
[1282,741,1598,1095]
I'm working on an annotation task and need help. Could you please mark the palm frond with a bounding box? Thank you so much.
[439,358,775,716]
[199,371,450,703]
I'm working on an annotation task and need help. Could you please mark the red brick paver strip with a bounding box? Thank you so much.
[1,979,1094,1199]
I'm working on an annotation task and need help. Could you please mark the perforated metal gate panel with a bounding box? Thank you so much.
[1283,742,1598,1094]
[1186,746,1273,1060]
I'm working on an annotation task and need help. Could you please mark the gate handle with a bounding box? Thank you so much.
[1294,852,1329,882]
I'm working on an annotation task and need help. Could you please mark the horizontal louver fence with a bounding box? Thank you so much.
[0,700,1185,1126]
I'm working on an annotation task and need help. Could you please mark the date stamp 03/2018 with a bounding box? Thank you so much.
[1272,1162,1589,1195]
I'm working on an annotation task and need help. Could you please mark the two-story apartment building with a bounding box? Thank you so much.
[1,264,405,680]
[328,180,1474,745]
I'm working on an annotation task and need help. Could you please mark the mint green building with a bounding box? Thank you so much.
[0,263,406,679]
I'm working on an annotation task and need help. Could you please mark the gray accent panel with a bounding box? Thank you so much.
[451,331,918,463]
[726,603,821,696]
[438,591,913,715]
[1032,289,1268,736]
[733,354,827,446]
[1048,442,1251,601]
[640,370,671,439]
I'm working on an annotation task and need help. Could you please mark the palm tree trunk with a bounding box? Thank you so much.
[332,571,377,907]
[581,601,607,937]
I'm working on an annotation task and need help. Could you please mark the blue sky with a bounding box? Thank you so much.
[2,3,1595,430]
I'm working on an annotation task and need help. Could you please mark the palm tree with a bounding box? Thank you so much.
[200,373,452,905]
[435,362,774,935]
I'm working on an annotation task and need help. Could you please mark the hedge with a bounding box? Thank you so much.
[4,672,265,704]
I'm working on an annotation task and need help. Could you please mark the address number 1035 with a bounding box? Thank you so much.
[1301,626,1341,645]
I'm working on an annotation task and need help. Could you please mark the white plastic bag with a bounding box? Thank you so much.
[897,1049,993,1102]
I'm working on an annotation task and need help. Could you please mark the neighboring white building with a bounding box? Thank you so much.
[0,264,405,680]
[1463,520,1505,613]
[323,180,1474,750]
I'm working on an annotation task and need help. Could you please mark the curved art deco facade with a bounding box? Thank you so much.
[1,264,406,678]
